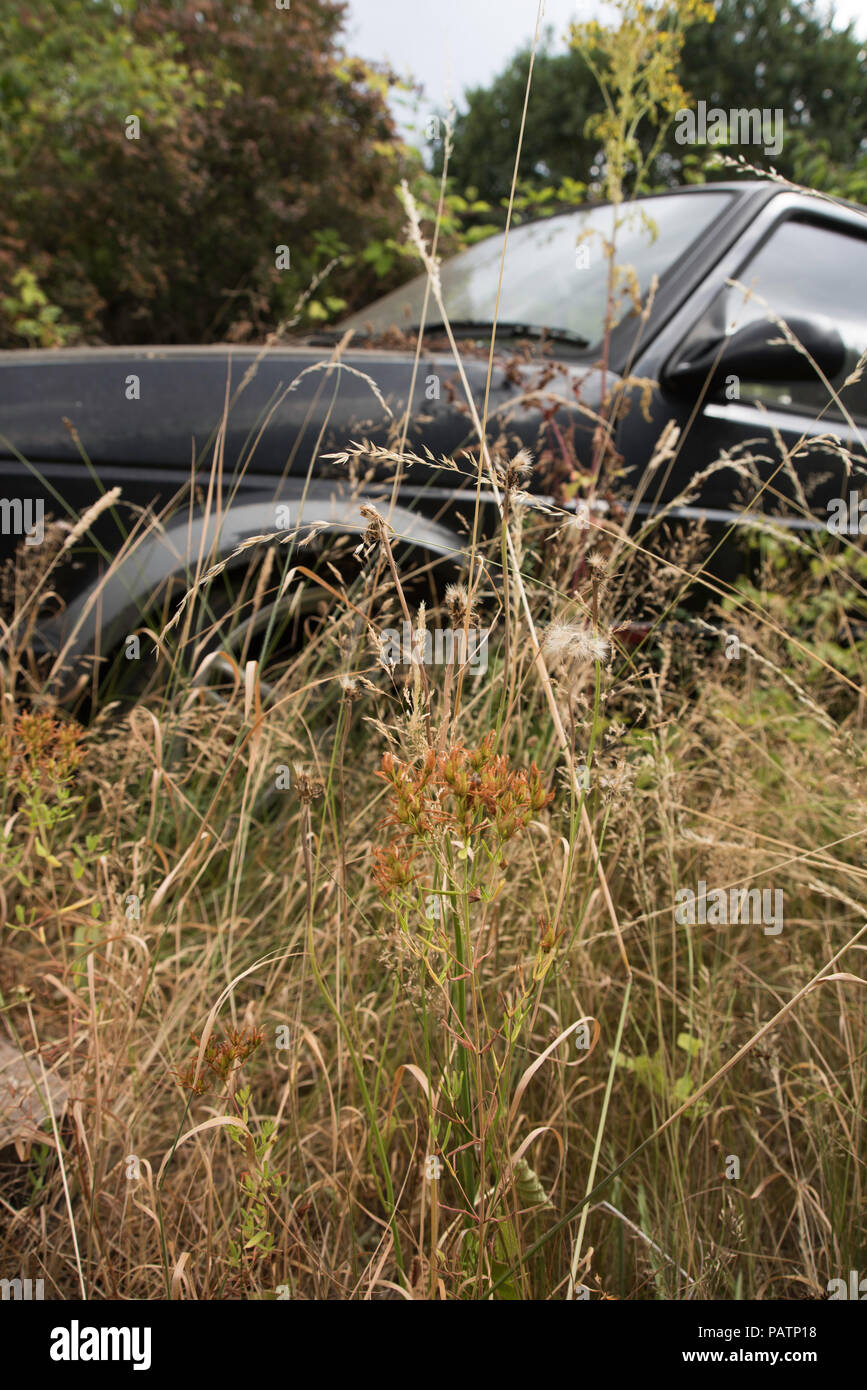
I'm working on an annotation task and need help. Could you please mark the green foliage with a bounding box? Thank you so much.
[437,44,602,214]
[0,0,421,345]
[732,532,867,685]
[615,1038,711,1114]
[570,0,715,204]
[0,712,85,867]
[443,0,867,210]
[0,267,78,347]
[679,0,867,190]
[228,1086,285,1267]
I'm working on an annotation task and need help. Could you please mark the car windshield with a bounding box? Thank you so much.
[342,190,733,349]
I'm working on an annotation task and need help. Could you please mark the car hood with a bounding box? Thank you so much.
[0,343,607,484]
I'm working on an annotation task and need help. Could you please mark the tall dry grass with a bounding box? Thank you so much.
[0,448,865,1298]
[1,0,866,1301]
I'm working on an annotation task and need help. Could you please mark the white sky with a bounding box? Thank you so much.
[344,0,867,139]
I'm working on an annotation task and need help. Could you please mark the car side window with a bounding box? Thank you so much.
[718,216,867,424]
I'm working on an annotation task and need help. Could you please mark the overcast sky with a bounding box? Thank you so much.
[344,0,867,139]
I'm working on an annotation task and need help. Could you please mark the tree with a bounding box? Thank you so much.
[678,0,866,176]
[439,39,601,205]
[443,0,867,207]
[0,0,416,346]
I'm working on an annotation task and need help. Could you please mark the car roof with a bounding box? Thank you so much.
[668,178,866,214]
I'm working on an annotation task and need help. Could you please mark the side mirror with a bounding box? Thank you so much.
[665,315,846,392]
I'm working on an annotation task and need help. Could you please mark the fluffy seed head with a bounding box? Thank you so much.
[541,622,609,667]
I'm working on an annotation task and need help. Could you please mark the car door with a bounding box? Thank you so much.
[626,193,867,536]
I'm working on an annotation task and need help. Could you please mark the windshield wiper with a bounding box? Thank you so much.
[422,320,590,349]
[312,320,591,350]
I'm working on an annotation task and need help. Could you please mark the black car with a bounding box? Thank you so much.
[1,179,865,691]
